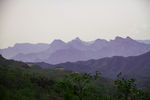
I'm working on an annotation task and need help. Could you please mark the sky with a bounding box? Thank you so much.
[0,0,150,48]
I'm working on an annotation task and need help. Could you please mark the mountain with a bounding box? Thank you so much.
[47,39,68,51]
[35,51,150,79]
[11,39,69,62]
[97,36,150,57]
[44,36,150,64]
[89,39,108,51]
[0,43,49,59]
[68,37,90,50]
[46,47,88,64]
[3,36,150,64]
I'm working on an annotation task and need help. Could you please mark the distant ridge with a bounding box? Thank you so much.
[34,50,150,79]
[0,43,49,58]
[1,36,150,64]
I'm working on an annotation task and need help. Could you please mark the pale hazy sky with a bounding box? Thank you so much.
[0,0,150,48]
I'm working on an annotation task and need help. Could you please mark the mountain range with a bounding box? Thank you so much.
[34,51,150,78]
[0,43,49,58]
[1,36,150,64]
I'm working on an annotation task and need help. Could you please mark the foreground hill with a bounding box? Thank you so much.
[1,36,150,64]
[0,54,74,79]
[0,55,122,100]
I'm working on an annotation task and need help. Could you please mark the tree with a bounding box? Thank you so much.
[114,72,149,100]
[55,71,100,100]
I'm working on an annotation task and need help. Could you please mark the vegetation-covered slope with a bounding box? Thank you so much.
[0,55,113,100]
[0,55,149,100]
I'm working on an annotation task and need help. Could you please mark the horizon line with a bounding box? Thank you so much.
[1,36,150,49]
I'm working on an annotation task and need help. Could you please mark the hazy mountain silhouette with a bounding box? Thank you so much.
[67,37,90,50]
[1,36,150,64]
[0,43,49,59]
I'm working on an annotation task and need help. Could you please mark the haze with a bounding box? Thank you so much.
[0,0,150,48]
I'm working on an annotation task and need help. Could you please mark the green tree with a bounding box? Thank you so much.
[115,72,149,100]
[55,71,100,100]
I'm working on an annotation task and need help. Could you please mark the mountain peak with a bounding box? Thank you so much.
[52,39,65,43]
[95,39,107,42]
[113,36,136,43]
[50,39,66,46]
[74,37,81,41]
[114,36,134,41]
[115,36,124,40]
[126,36,133,40]
[69,37,83,43]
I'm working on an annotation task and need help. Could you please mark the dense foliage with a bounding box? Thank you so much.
[115,72,150,100]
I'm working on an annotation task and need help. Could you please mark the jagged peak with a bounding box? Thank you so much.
[114,36,133,41]
[111,36,136,43]
[115,36,124,40]
[50,39,66,47]
[95,39,107,43]
[126,36,133,40]
[68,37,83,44]
[73,37,81,41]
[51,39,65,44]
